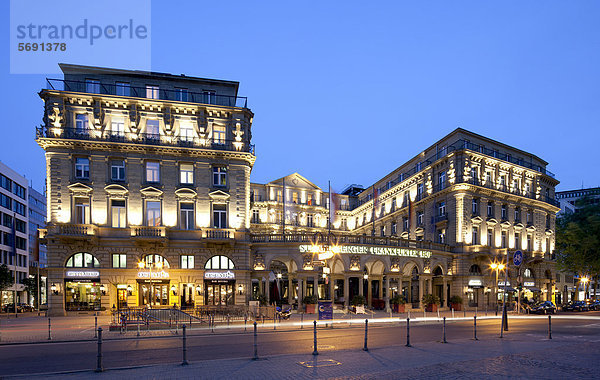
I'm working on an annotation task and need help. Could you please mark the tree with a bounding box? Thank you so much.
[21,276,38,307]
[556,198,600,298]
[0,264,14,309]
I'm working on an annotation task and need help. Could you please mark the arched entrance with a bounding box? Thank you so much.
[432,266,445,307]
[269,260,288,306]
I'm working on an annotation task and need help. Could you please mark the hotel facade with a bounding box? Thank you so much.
[38,65,564,316]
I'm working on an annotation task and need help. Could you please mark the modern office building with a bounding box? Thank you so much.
[37,64,562,316]
[556,187,600,215]
[28,186,48,306]
[0,161,29,305]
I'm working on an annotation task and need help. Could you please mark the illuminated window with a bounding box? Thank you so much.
[205,255,234,270]
[213,125,226,144]
[66,252,99,268]
[487,229,494,247]
[276,190,282,202]
[146,85,159,99]
[111,199,126,228]
[252,209,260,223]
[180,163,194,184]
[179,122,194,142]
[74,198,90,224]
[143,254,170,268]
[112,254,126,268]
[213,166,227,187]
[180,202,194,230]
[146,201,161,226]
[145,120,159,138]
[307,193,313,205]
[75,114,88,133]
[438,171,446,189]
[146,161,160,183]
[180,255,194,269]
[213,204,227,228]
[292,192,298,204]
[75,157,89,179]
[111,118,125,137]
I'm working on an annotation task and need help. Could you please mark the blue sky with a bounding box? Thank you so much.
[2,1,599,193]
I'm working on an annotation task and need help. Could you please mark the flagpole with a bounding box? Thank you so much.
[13,212,17,318]
[282,178,286,238]
[371,185,376,236]
[328,180,331,235]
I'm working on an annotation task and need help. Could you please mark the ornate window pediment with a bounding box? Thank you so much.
[500,220,512,228]
[526,225,536,232]
[471,215,483,223]
[104,184,128,198]
[486,218,498,226]
[175,188,197,200]
[209,189,230,201]
[68,182,93,197]
[140,186,163,200]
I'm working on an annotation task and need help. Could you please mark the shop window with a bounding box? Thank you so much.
[66,252,99,268]
[205,255,234,270]
[142,254,170,268]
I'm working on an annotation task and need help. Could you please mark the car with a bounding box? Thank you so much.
[586,299,600,311]
[563,301,589,312]
[529,301,557,314]
[2,303,34,313]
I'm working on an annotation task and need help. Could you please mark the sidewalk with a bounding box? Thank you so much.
[7,333,599,379]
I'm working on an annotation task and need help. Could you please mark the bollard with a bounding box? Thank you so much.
[423,310,426,319]
[227,314,230,329]
[94,316,98,338]
[211,315,214,333]
[95,327,103,372]
[313,320,318,356]
[48,318,51,341]
[437,309,440,320]
[137,319,140,337]
[463,308,466,318]
[182,324,189,365]
[475,307,477,317]
[301,313,304,329]
[244,315,247,332]
[176,322,179,335]
[405,317,411,347]
[253,321,258,360]
[451,308,454,319]
[408,310,411,320]
[442,317,447,343]
[473,316,478,340]
[363,319,369,351]
[274,315,276,331]
[548,315,552,339]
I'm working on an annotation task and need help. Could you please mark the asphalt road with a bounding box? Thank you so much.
[2,314,600,376]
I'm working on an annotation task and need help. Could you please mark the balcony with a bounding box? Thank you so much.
[131,226,167,244]
[45,78,248,108]
[202,228,235,241]
[58,224,97,237]
[36,127,255,155]
[434,213,448,223]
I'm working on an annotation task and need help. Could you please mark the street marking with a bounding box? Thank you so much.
[298,359,341,368]
[317,345,335,350]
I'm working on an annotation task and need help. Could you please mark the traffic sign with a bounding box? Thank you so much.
[513,250,523,267]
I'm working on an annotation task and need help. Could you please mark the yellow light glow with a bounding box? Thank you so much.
[129,210,142,226]
[138,262,145,269]
[92,209,107,225]
[581,277,590,284]
[197,212,210,228]
[57,209,70,223]
[163,212,177,227]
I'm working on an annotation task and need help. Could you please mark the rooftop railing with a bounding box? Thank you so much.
[36,126,255,154]
[45,78,249,108]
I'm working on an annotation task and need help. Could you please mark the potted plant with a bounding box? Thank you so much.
[422,294,440,312]
[303,295,318,313]
[251,294,267,306]
[449,295,463,311]
[390,295,407,313]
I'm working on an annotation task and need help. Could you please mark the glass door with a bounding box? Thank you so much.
[117,289,128,309]
[205,283,234,305]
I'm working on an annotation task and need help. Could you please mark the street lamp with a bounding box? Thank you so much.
[490,262,505,315]
[581,276,590,300]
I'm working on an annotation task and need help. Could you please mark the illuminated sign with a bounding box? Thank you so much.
[468,279,483,287]
[298,244,432,258]
[204,270,235,280]
[65,270,100,278]
[524,281,535,287]
[137,270,170,279]
[498,281,510,287]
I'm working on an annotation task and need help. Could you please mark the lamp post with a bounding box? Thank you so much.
[580,276,590,301]
[490,262,505,316]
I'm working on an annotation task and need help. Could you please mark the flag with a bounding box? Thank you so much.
[408,196,412,230]
[328,181,337,231]
[372,185,378,235]
[282,177,286,231]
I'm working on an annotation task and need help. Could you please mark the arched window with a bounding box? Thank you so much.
[66,252,99,268]
[142,254,170,268]
[433,266,443,276]
[469,265,482,275]
[205,255,234,270]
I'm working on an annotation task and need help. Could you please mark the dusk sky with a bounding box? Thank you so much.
[2,1,599,194]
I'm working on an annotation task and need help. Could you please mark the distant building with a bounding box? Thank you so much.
[28,186,47,307]
[556,187,600,214]
[0,161,29,305]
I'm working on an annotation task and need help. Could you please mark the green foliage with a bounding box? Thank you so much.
[21,276,38,302]
[303,295,318,304]
[421,293,440,306]
[449,295,463,304]
[556,199,600,279]
[0,264,13,292]
[351,295,366,306]
[390,295,406,305]
[252,294,267,306]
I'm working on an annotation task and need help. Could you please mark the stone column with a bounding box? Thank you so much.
[367,279,373,308]
[385,275,391,312]
[359,277,364,296]
[298,278,304,311]
[314,275,319,299]
[427,276,433,295]
[288,277,293,305]
[378,278,384,298]
[344,275,349,309]
[442,278,448,307]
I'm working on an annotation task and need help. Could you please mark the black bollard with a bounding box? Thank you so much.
[473,315,478,340]
[94,316,98,338]
[95,327,103,372]
[48,318,51,341]
[301,313,304,329]
[313,320,318,356]
[363,319,369,351]
[182,324,188,365]
[442,317,447,343]
[244,315,247,332]
[548,315,552,340]
[405,317,411,347]
[253,321,258,360]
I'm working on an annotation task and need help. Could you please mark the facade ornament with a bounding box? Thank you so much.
[349,255,361,271]
[233,122,244,151]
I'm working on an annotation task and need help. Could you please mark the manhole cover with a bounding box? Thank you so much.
[298,359,342,368]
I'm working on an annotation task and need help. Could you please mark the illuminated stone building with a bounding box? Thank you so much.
[38,64,561,316]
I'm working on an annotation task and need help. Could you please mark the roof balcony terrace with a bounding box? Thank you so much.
[45,78,249,108]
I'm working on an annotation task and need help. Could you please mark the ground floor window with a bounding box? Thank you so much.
[205,280,234,306]
[65,281,101,311]
[138,280,170,306]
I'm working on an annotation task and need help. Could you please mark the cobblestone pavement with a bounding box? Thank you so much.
[7,333,600,379]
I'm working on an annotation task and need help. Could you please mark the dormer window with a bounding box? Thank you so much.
[85,79,100,93]
[146,85,159,99]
